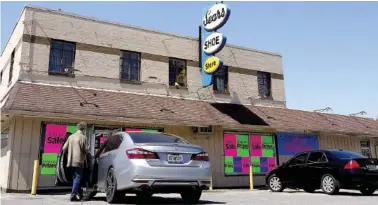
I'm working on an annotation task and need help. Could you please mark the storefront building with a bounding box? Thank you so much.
[1,5,378,192]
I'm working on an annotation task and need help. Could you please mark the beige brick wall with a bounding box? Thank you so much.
[17,6,286,106]
[0,10,26,104]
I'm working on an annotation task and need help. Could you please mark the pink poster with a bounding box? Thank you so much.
[100,136,107,144]
[44,124,67,153]
[250,135,262,157]
[241,157,251,173]
[268,157,277,171]
[125,128,142,132]
[223,134,237,156]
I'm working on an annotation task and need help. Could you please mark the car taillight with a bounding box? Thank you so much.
[126,148,157,159]
[193,152,209,161]
[344,160,360,169]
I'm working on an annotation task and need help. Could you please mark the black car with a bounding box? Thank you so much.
[265,149,378,195]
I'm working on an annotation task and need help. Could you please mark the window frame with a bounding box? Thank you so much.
[257,71,272,99]
[287,152,309,166]
[360,140,371,157]
[8,49,15,86]
[213,65,229,93]
[168,57,187,88]
[1,128,9,149]
[103,134,123,154]
[120,50,141,83]
[48,39,76,76]
[307,151,328,164]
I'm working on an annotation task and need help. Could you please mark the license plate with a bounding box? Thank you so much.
[167,154,184,164]
[367,165,378,171]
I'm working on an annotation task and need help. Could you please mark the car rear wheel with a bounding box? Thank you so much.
[321,174,340,195]
[267,174,284,192]
[105,168,124,204]
[360,186,376,195]
[180,189,202,204]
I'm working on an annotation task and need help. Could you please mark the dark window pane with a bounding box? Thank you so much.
[62,50,73,69]
[63,43,75,51]
[121,51,130,59]
[289,153,308,165]
[130,52,140,60]
[51,41,63,49]
[307,152,324,163]
[128,133,190,144]
[49,50,62,72]
[121,72,130,80]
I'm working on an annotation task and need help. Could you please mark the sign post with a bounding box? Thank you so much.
[200,2,231,87]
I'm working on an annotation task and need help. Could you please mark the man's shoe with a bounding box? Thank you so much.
[70,195,80,202]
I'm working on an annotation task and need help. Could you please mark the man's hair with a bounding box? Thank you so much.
[77,122,87,131]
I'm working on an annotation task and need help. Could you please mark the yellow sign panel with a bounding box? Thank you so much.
[204,56,222,74]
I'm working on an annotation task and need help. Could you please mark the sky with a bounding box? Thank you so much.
[1,1,378,119]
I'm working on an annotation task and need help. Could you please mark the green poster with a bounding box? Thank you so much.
[142,129,159,133]
[66,125,77,134]
[237,134,249,157]
[262,135,274,157]
[41,153,58,175]
[224,157,234,174]
[251,157,261,173]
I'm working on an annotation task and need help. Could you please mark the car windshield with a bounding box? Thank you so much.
[330,150,366,159]
[128,132,190,144]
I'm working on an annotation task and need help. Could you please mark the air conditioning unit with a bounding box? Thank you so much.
[192,126,213,134]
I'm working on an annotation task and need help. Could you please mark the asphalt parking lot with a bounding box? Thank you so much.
[1,189,377,205]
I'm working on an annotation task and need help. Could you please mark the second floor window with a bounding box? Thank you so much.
[0,70,3,84]
[9,49,15,84]
[257,71,272,98]
[49,40,76,74]
[169,58,186,87]
[120,51,141,82]
[213,65,228,92]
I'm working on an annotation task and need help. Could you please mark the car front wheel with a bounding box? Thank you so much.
[105,168,124,204]
[321,174,340,195]
[267,174,285,192]
[180,189,202,204]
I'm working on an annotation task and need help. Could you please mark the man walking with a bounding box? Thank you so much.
[63,122,89,201]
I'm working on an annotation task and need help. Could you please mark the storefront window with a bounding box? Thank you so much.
[360,140,371,157]
[1,128,9,149]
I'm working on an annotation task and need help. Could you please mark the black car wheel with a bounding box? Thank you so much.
[180,189,202,204]
[321,174,340,195]
[105,168,124,204]
[360,186,376,195]
[267,174,285,192]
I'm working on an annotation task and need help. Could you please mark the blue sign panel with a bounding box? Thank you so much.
[200,3,231,87]
[276,132,319,156]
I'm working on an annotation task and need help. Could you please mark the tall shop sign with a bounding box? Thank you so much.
[201,3,231,87]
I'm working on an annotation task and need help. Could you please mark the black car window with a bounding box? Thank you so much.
[330,150,366,159]
[288,153,308,165]
[128,132,190,144]
[103,134,122,153]
[307,152,328,163]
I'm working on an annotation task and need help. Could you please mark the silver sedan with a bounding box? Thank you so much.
[94,131,211,203]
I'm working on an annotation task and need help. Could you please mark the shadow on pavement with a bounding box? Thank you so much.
[283,190,378,196]
[91,195,226,204]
